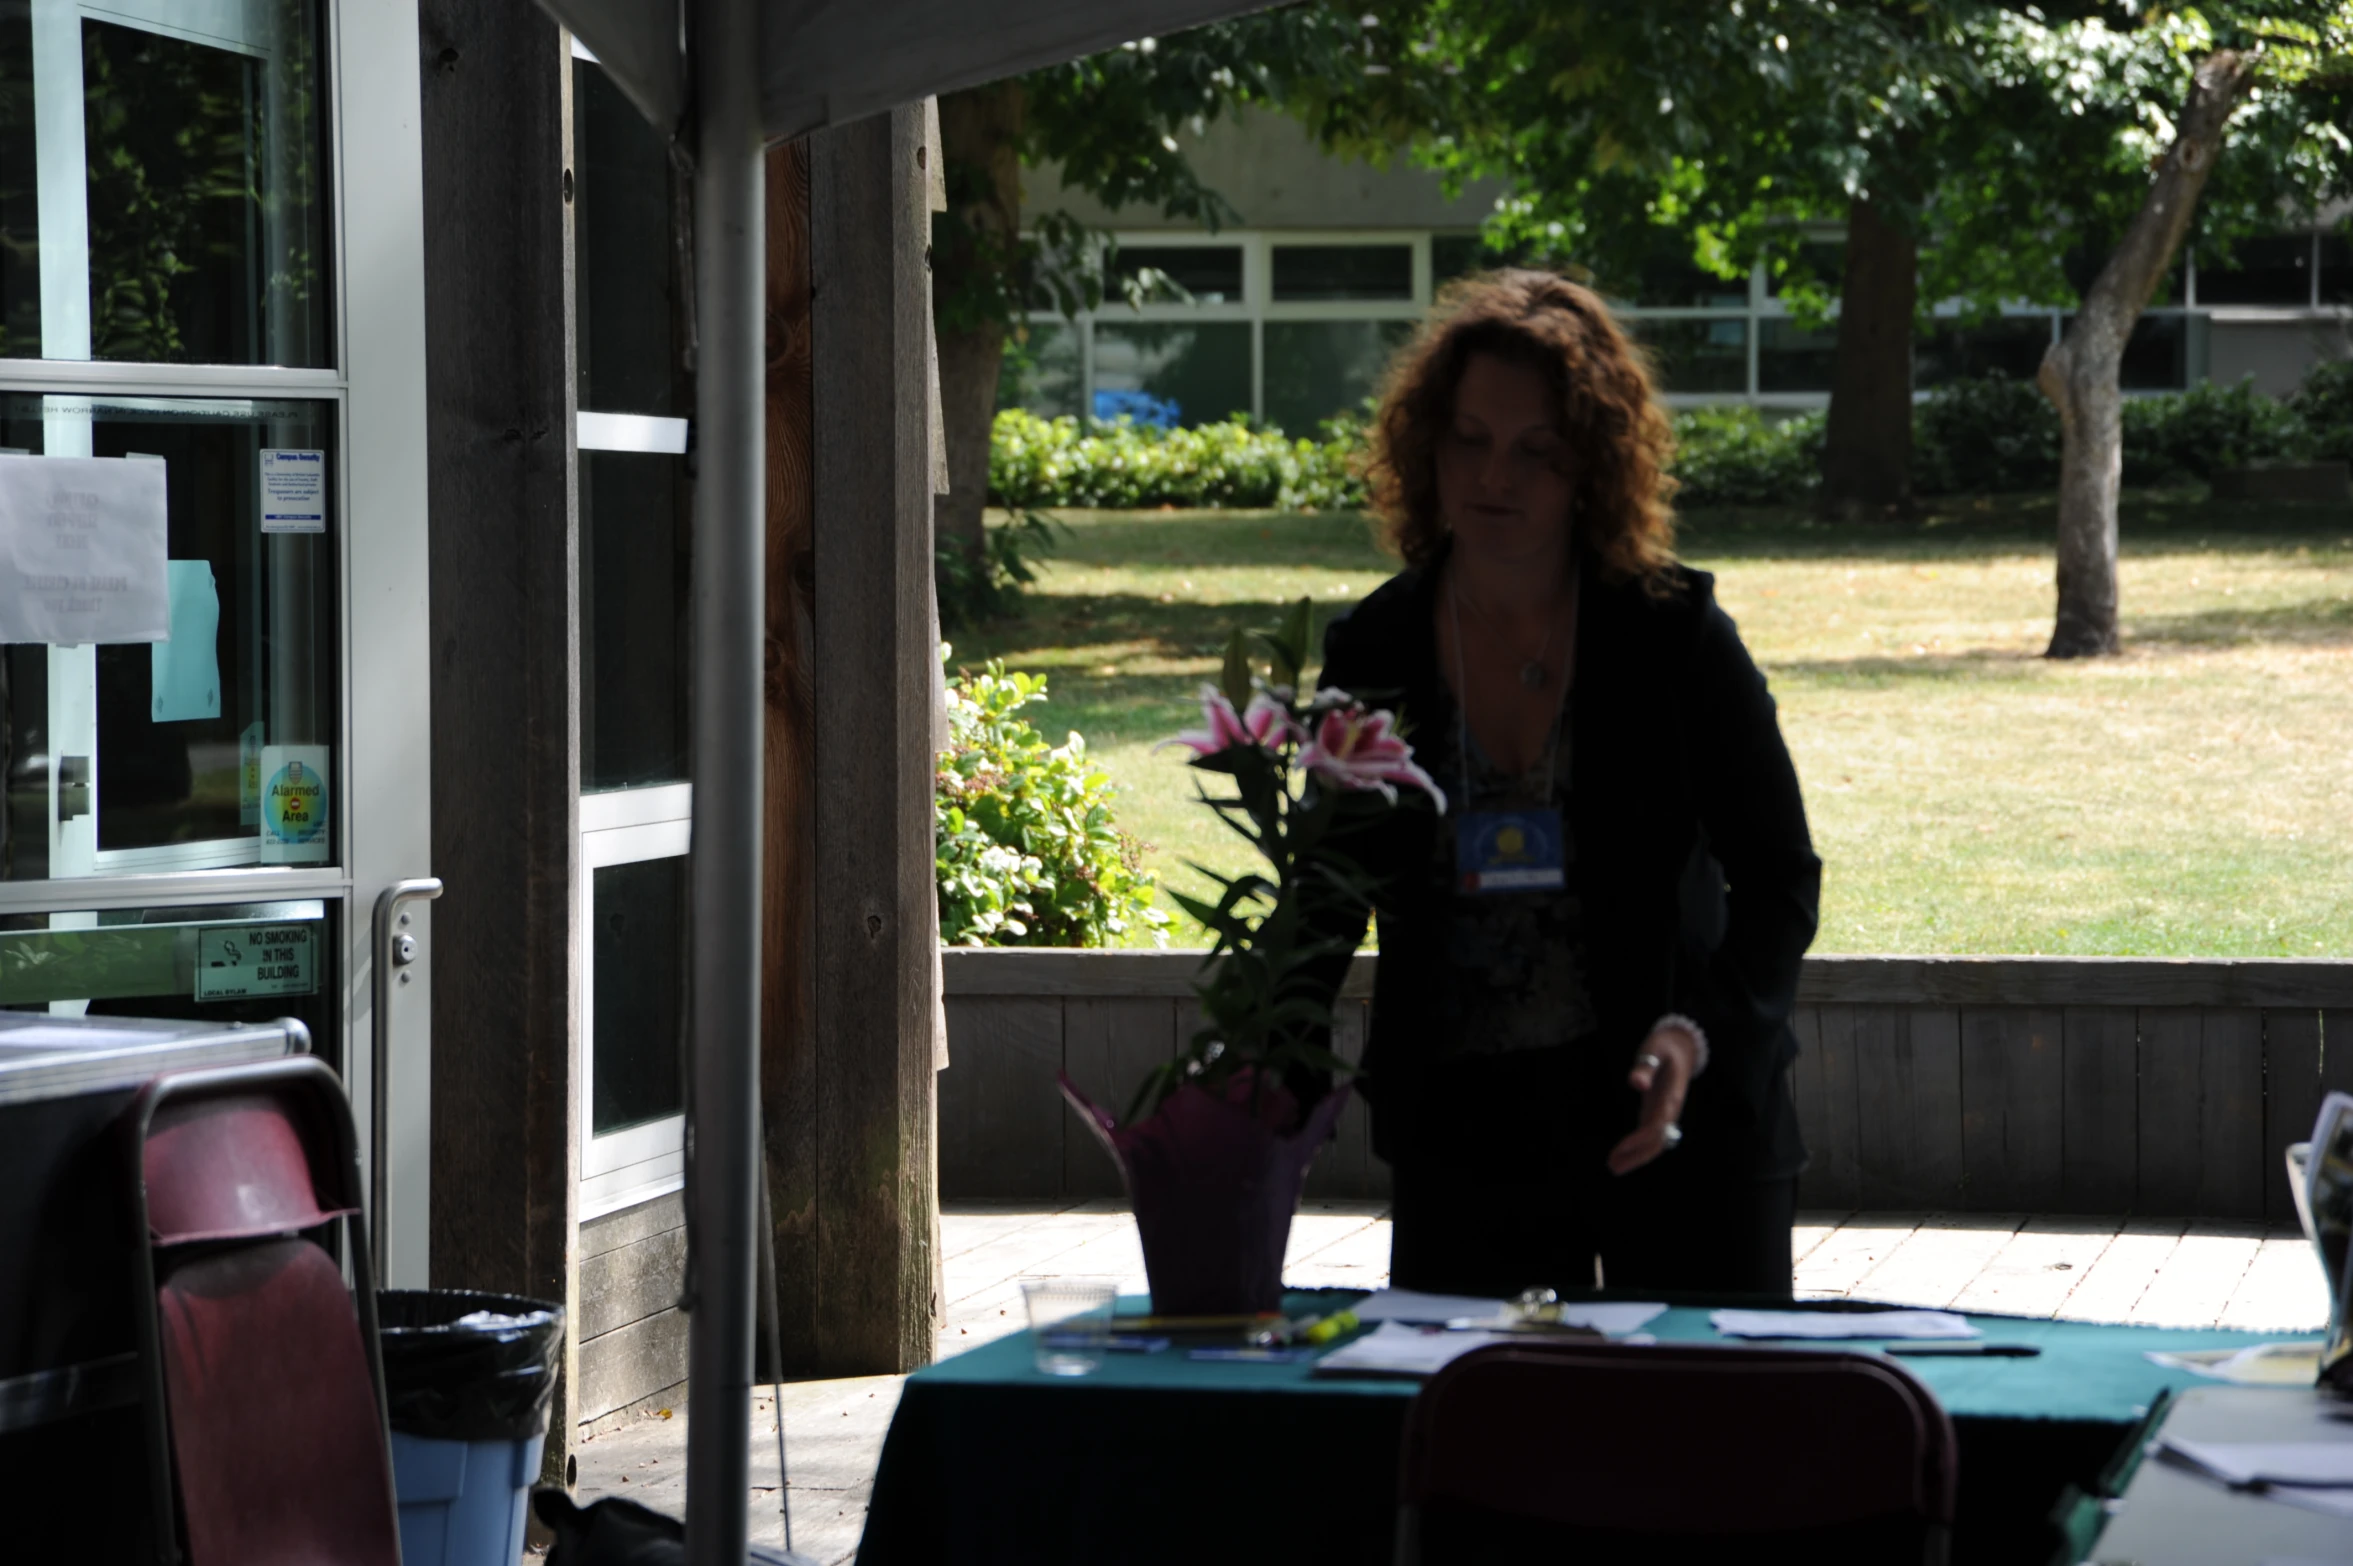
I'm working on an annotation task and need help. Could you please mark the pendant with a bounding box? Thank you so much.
[1519,661,1547,690]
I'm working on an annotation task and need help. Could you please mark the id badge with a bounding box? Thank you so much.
[1457,807,1566,894]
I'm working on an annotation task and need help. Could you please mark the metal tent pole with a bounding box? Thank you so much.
[684,0,765,1558]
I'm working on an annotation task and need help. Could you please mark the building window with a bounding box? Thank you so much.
[1010,223,2319,426]
[574,43,692,1218]
[2194,234,2317,308]
[1630,317,1750,395]
[1115,245,1244,305]
[1271,243,1413,302]
[1262,319,1414,434]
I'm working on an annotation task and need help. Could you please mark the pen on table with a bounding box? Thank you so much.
[1298,1308,1360,1346]
[1884,1343,2042,1357]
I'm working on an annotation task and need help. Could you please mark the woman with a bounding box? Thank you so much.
[1315,270,1820,1298]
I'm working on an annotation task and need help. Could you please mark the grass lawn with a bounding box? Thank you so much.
[951,492,2353,957]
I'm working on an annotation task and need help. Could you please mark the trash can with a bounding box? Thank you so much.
[377,1290,566,1566]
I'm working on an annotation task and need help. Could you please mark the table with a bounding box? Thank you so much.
[857,1293,2309,1566]
[2079,1385,2353,1564]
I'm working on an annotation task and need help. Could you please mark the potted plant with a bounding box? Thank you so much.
[1059,601,1444,1315]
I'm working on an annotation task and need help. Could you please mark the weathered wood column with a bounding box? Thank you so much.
[763,105,940,1375]
[417,0,581,1470]
[760,138,821,1367]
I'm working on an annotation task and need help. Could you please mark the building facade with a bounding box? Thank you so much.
[1014,108,2353,437]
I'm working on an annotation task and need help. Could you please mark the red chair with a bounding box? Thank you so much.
[1397,1340,1958,1566]
[125,1056,399,1566]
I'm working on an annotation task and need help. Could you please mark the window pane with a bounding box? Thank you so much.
[1767,240,1845,298]
[1630,317,1748,394]
[0,899,337,1061]
[1263,320,1412,437]
[1431,234,1487,287]
[1601,252,1748,310]
[580,452,688,791]
[593,856,685,1136]
[1113,245,1242,305]
[1916,316,2054,388]
[1091,322,1252,427]
[2320,234,2349,307]
[2119,314,2187,392]
[576,62,681,416]
[999,321,1082,419]
[0,396,339,877]
[1757,319,1836,393]
[2,4,332,365]
[1271,245,1411,302]
[2197,235,2315,307]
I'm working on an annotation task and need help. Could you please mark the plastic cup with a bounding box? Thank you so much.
[1023,1280,1116,1376]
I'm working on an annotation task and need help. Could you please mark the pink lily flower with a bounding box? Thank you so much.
[1299,698,1446,810]
[1161,686,1299,758]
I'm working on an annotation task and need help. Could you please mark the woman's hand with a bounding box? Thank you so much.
[1608,1024,1699,1175]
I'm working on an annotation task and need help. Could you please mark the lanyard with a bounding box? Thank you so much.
[1446,561,1577,811]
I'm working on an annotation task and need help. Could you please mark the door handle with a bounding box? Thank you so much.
[371,877,444,1278]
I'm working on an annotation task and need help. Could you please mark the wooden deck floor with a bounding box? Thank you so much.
[570,1202,2329,1565]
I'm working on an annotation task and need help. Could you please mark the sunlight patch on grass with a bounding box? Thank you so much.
[954,500,2353,956]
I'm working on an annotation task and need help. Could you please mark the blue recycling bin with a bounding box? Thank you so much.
[391,1430,549,1566]
[378,1291,566,1566]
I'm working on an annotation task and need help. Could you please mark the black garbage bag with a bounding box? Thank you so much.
[377,1289,566,1442]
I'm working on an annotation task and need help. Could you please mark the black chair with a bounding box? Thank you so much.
[1397,1340,1959,1565]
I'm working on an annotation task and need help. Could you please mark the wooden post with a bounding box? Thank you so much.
[775,104,939,1374]
[417,0,581,1472]
[761,138,822,1369]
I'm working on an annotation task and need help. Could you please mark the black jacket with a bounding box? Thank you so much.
[1313,545,1821,1178]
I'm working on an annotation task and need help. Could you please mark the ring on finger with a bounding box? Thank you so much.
[1661,1124,1684,1151]
[1636,1051,1664,1073]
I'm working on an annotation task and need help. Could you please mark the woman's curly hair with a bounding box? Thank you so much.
[1364,269,1679,588]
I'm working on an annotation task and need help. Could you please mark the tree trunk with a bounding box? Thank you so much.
[2040,50,2252,658]
[933,83,1025,584]
[1818,193,1918,519]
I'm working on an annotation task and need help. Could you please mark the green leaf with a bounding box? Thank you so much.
[1220,627,1255,712]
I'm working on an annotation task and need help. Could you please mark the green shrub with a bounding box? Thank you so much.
[988,409,1364,511]
[2121,377,2308,483]
[935,652,1167,948]
[937,509,1060,631]
[2290,359,2353,465]
[1668,406,1824,506]
[1914,375,2061,495]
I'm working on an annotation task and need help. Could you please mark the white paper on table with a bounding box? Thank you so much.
[2160,1438,2353,1489]
[1349,1289,1509,1324]
[1710,1309,1980,1340]
[0,455,169,644]
[1447,1302,1670,1336]
[2145,1342,2326,1386]
[1313,1321,1516,1378]
[1347,1290,1666,1337]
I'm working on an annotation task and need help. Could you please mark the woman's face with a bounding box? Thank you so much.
[1435,351,1574,567]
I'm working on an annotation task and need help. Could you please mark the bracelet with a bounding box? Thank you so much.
[1649,1013,1710,1078]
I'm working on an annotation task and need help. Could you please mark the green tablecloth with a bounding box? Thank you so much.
[858,1293,2303,1566]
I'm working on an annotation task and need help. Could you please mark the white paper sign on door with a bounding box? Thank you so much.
[0,455,169,644]
[259,449,325,533]
[259,744,331,864]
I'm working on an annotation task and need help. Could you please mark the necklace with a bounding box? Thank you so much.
[1453,567,1575,690]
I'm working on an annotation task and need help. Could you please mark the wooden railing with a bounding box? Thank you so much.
[940,949,2353,1222]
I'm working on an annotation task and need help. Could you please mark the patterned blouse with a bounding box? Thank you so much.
[1424,700,1601,1061]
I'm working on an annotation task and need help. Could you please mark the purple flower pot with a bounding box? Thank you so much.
[1059,1070,1352,1316]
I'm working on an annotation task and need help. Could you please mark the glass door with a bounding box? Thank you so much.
[0,0,438,1279]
